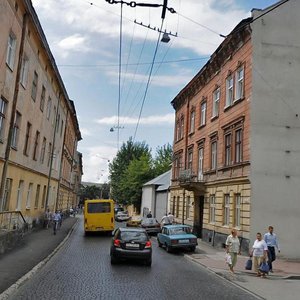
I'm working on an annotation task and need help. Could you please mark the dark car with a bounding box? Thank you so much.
[157,224,198,253]
[110,227,152,266]
[141,218,161,235]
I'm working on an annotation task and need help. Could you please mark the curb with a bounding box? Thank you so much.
[184,254,265,300]
[0,218,78,300]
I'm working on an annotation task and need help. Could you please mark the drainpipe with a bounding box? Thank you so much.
[44,94,61,212]
[0,13,28,211]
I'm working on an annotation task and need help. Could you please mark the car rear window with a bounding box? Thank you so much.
[169,227,191,235]
[87,202,111,213]
[120,231,148,242]
[142,218,158,225]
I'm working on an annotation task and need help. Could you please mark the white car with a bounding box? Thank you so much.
[115,211,131,222]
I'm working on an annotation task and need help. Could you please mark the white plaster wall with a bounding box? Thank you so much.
[155,192,168,221]
[250,0,300,258]
[141,186,155,216]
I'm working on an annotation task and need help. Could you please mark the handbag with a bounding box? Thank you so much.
[245,258,252,270]
[259,261,269,273]
[225,253,232,265]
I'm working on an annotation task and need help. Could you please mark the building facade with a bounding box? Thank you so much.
[0,0,82,226]
[170,0,300,258]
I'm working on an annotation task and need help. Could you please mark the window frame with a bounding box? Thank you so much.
[223,194,230,226]
[212,87,220,118]
[234,193,241,228]
[225,74,234,108]
[189,109,195,133]
[6,33,17,70]
[11,111,21,149]
[235,66,244,101]
[209,195,216,223]
[224,133,232,166]
[210,140,217,170]
[0,97,7,141]
[20,55,29,87]
[31,71,38,101]
[200,101,206,127]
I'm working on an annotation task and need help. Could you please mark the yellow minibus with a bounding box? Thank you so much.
[84,199,114,235]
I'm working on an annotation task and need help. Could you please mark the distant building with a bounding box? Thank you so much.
[0,0,81,226]
[170,0,300,258]
[141,170,171,221]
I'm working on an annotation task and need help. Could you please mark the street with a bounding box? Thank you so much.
[6,217,259,300]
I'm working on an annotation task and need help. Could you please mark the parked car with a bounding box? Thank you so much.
[141,218,161,235]
[110,227,152,266]
[115,211,131,222]
[126,216,142,227]
[157,224,198,253]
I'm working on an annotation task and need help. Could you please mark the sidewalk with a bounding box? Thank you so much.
[0,216,77,295]
[185,239,300,300]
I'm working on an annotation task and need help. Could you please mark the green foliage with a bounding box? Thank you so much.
[79,183,111,200]
[153,143,173,177]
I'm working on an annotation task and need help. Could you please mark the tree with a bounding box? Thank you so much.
[119,153,154,212]
[109,137,151,204]
[79,185,101,200]
[153,143,173,176]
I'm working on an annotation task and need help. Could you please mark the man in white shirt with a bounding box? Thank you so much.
[251,232,268,277]
[161,214,171,226]
[167,212,174,224]
[264,226,280,273]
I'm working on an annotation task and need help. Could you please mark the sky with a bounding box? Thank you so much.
[31,0,278,183]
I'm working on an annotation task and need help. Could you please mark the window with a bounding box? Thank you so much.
[200,102,206,126]
[189,110,195,133]
[41,185,47,208]
[31,71,38,101]
[176,120,180,141]
[23,122,32,156]
[52,106,56,126]
[6,33,16,70]
[46,97,52,120]
[180,117,184,139]
[235,66,244,101]
[33,131,40,160]
[224,194,230,226]
[225,75,234,107]
[212,88,220,118]
[235,129,243,163]
[34,184,41,208]
[3,178,12,211]
[172,196,176,215]
[87,202,111,213]
[11,111,21,149]
[0,97,7,141]
[198,147,204,180]
[224,133,232,166]
[187,149,193,171]
[40,137,46,163]
[176,196,180,218]
[40,86,46,112]
[234,194,241,227]
[185,196,190,219]
[26,183,33,209]
[211,141,217,170]
[174,154,182,179]
[209,195,216,223]
[20,56,29,87]
[16,180,24,210]
[47,142,52,167]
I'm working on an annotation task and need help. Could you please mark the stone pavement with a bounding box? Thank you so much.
[185,239,300,300]
[0,216,77,297]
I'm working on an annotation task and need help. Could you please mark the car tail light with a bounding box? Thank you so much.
[171,240,178,245]
[145,241,152,248]
[114,239,121,247]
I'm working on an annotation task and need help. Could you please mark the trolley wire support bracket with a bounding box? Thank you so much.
[134,20,178,37]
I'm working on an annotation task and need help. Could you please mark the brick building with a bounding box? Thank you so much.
[170,0,300,258]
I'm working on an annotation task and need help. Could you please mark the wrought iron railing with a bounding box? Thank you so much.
[0,211,27,231]
[178,169,204,183]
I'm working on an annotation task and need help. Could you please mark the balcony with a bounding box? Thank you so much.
[178,169,205,193]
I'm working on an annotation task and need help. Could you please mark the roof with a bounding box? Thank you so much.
[143,170,171,188]
[163,224,192,229]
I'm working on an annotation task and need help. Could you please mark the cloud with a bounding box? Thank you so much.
[80,127,93,137]
[95,113,174,126]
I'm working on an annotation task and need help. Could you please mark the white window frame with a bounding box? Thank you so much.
[26,183,33,209]
[224,194,230,226]
[198,147,204,181]
[46,97,52,120]
[200,102,206,126]
[224,133,231,166]
[225,75,234,107]
[11,111,21,149]
[211,141,217,170]
[31,71,38,101]
[0,97,7,141]
[185,196,190,219]
[235,66,244,101]
[190,110,195,133]
[212,88,220,118]
[235,129,243,163]
[234,194,241,228]
[6,33,16,70]
[34,184,41,208]
[20,56,29,87]
[40,86,46,112]
[16,180,24,211]
[209,195,216,223]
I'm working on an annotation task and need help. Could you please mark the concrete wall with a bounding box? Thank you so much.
[250,0,300,258]
[141,186,155,217]
[155,191,168,221]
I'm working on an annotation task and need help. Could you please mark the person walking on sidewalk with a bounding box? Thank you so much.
[225,229,241,273]
[264,225,280,273]
[250,232,268,277]
[52,210,61,235]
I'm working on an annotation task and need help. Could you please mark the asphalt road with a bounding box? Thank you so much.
[8,218,258,300]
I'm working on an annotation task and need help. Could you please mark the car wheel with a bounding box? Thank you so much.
[166,244,172,253]
[145,259,152,267]
[110,255,118,265]
[190,246,196,252]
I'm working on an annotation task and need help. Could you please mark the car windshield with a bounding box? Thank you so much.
[169,227,191,235]
[142,218,157,225]
[120,231,148,242]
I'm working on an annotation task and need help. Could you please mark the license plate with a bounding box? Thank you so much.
[126,243,140,249]
[179,239,189,244]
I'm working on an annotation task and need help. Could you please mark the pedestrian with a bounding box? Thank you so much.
[250,232,268,278]
[160,213,171,226]
[167,212,174,225]
[264,225,280,273]
[44,208,51,229]
[52,210,61,235]
[146,211,152,218]
[225,229,241,273]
